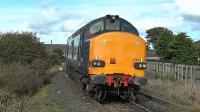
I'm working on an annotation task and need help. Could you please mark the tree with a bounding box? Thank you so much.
[145,27,173,49]
[154,30,174,60]
[47,48,64,66]
[53,48,64,60]
[47,52,61,66]
[145,27,200,65]
[0,32,46,64]
[168,32,199,65]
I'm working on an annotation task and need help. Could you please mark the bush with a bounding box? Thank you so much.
[0,89,28,112]
[31,59,50,83]
[0,64,43,96]
[47,52,62,66]
[0,32,46,64]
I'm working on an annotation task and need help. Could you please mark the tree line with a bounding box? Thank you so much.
[145,27,200,65]
[0,31,64,66]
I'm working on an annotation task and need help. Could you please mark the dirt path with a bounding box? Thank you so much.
[49,72,97,112]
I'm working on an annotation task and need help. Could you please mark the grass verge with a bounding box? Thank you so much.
[23,85,67,112]
[143,76,200,112]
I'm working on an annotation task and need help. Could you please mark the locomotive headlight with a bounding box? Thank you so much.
[139,63,143,68]
[93,62,97,66]
[92,60,105,67]
[96,61,101,66]
[142,64,146,68]
[134,62,146,69]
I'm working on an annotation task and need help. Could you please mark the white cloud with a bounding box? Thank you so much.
[175,0,200,32]
[159,3,178,12]
[38,31,68,44]
[21,21,30,31]
[134,17,183,36]
[175,0,200,16]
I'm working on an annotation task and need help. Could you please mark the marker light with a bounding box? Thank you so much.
[134,62,146,69]
[92,60,105,67]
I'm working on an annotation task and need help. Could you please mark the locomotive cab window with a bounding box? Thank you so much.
[105,19,120,31]
[90,21,104,34]
[122,22,139,36]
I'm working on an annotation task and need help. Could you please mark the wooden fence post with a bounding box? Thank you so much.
[185,65,188,84]
[174,64,177,79]
[162,63,165,77]
[190,66,193,83]
[181,64,184,82]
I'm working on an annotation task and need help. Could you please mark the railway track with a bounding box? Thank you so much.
[100,90,183,112]
[102,96,151,112]
[100,88,184,112]
[138,90,184,109]
[64,72,182,112]
[138,91,172,105]
[63,73,152,112]
[119,96,151,112]
[103,102,147,112]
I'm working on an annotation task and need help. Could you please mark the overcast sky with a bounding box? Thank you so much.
[0,0,200,44]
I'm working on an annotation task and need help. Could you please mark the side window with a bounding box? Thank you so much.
[90,21,104,34]
[71,40,74,60]
[66,42,69,58]
[73,34,80,61]
[122,22,139,36]
[67,38,72,59]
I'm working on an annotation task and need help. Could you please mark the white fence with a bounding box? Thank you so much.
[146,61,200,82]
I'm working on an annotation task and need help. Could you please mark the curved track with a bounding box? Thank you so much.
[64,72,152,112]
[103,102,148,112]
[138,91,184,109]
[138,91,171,105]
[119,96,151,112]
[64,72,182,112]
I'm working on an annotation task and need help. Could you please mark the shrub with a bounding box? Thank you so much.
[31,59,50,83]
[0,32,46,64]
[0,89,28,112]
[47,52,61,66]
[0,64,42,96]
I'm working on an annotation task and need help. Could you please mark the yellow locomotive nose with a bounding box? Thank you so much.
[89,32,146,77]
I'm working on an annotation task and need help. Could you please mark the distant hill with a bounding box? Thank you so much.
[45,44,66,53]
[194,40,200,48]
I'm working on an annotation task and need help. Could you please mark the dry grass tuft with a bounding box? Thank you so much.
[0,63,47,112]
[0,88,28,112]
[0,64,43,96]
[144,78,200,111]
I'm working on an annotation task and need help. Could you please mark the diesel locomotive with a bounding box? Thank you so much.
[65,15,147,102]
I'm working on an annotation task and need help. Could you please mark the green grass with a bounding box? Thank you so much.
[23,86,68,112]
